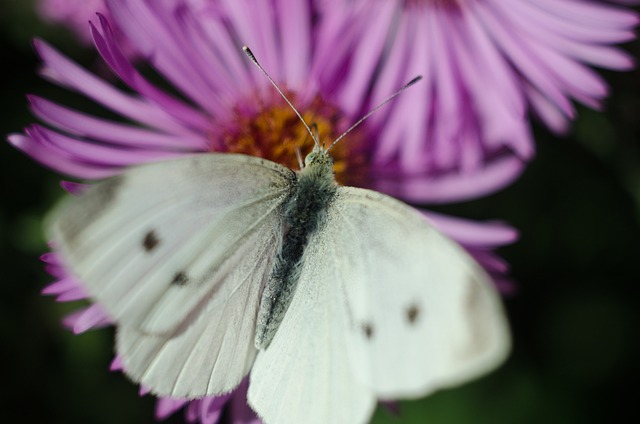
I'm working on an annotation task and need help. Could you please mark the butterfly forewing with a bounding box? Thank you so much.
[49,153,295,337]
[116,215,281,397]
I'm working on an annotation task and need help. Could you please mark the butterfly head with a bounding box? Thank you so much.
[301,145,335,181]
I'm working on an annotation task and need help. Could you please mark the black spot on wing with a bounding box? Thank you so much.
[143,230,159,252]
[406,304,421,324]
[361,322,374,339]
[171,271,189,286]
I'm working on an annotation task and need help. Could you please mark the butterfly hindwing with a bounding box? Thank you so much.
[248,216,377,424]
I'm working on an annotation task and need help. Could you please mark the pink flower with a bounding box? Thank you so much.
[37,0,108,44]
[321,0,637,183]
[13,0,519,422]
[17,0,530,203]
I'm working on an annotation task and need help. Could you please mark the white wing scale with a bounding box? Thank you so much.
[248,186,510,424]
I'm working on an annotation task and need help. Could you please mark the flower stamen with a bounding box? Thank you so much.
[220,93,364,184]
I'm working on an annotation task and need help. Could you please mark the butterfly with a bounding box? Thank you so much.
[47,48,510,424]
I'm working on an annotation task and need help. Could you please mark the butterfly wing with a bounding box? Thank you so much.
[248,186,509,423]
[116,219,278,396]
[248,212,377,424]
[332,187,510,399]
[49,153,295,396]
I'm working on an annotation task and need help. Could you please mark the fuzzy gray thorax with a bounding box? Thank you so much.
[255,147,338,349]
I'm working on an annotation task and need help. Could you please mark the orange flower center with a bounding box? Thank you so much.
[220,91,365,185]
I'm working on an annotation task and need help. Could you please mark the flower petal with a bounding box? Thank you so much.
[29,95,204,150]
[422,211,519,248]
[34,39,192,134]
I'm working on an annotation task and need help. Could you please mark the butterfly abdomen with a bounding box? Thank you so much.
[255,150,337,349]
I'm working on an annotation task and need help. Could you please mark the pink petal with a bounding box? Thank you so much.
[91,14,214,131]
[110,356,124,371]
[64,304,112,334]
[372,154,526,204]
[41,277,79,295]
[106,0,222,113]
[29,95,204,150]
[422,211,519,247]
[156,397,189,420]
[60,181,89,195]
[8,133,116,179]
[34,39,192,135]
[26,124,186,168]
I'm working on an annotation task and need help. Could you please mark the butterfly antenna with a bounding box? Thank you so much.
[243,46,320,148]
[327,76,423,151]
[295,146,304,170]
[310,122,321,147]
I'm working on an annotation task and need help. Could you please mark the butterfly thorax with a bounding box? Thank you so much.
[255,148,338,349]
[286,148,337,231]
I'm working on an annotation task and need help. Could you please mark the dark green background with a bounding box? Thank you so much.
[1,1,639,423]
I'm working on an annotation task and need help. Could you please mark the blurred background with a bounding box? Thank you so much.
[1,1,639,423]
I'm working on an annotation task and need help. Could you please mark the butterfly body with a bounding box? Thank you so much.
[256,148,337,348]
[49,148,510,424]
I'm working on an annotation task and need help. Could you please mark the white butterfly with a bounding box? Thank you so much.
[47,49,510,424]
